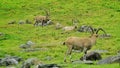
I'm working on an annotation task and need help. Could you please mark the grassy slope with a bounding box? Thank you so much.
[0,0,120,68]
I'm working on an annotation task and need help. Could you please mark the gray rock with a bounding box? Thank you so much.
[23,48,48,52]
[77,25,88,32]
[97,55,120,65]
[22,58,38,68]
[0,56,19,66]
[8,20,16,24]
[80,51,102,61]
[99,34,111,38]
[20,44,30,49]
[46,20,53,25]
[26,41,35,46]
[92,50,109,54]
[0,32,4,36]
[72,60,94,64]
[44,56,52,61]
[18,20,25,24]
[37,64,61,68]
[20,41,35,49]
[12,56,22,62]
[77,25,96,33]
[26,19,32,24]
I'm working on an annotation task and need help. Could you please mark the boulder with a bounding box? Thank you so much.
[72,60,94,64]
[22,58,39,68]
[97,55,120,65]
[0,56,19,66]
[20,41,35,49]
[80,51,102,61]
[36,64,61,68]
[18,20,25,24]
[26,19,32,24]
[8,20,16,24]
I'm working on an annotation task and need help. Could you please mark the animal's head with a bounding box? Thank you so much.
[88,26,107,38]
[44,9,50,19]
[71,19,79,30]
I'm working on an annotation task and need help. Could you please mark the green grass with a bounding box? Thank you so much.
[0,0,120,68]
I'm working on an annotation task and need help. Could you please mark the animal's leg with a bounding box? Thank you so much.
[83,47,87,61]
[34,21,38,26]
[64,45,72,62]
[41,20,46,26]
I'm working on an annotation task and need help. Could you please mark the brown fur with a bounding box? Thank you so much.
[63,34,98,62]
[34,10,50,26]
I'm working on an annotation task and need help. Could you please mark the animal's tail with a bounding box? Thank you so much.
[63,42,65,45]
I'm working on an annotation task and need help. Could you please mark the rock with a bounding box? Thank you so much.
[80,51,102,61]
[99,34,111,38]
[92,50,109,54]
[97,55,120,65]
[0,55,22,66]
[46,20,53,25]
[20,41,35,49]
[0,32,4,36]
[0,57,18,66]
[6,66,16,68]
[26,41,35,46]
[77,25,97,33]
[72,60,94,64]
[36,64,61,68]
[20,44,30,49]
[24,48,48,52]
[44,56,52,61]
[8,20,16,24]
[22,58,39,68]
[18,20,25,24]
[26,19,32,24]
[77,25,88,32]
[12,56,22,62]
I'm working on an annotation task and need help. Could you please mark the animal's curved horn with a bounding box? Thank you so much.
[87,26,94,35]
[96,28,107,34]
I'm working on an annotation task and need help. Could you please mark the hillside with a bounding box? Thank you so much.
[0,0,120,68]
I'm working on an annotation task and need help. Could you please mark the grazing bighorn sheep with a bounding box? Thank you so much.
[63,26,106,62]
[34,9,50,26]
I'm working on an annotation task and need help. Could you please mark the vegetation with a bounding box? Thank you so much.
[0,0,120,68]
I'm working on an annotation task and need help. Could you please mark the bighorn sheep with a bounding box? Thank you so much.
[62,25,77,32]
[34,9,50,26]
[62,19,78,33]
[63,26,106,62]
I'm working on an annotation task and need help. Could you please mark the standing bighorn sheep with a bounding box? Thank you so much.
[34,9,50,26]
[63,26,106,62]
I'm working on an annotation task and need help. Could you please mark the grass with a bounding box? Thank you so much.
[0,0,120,68]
